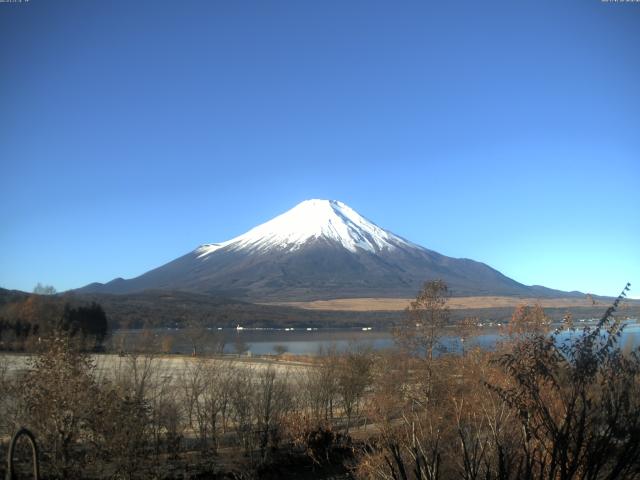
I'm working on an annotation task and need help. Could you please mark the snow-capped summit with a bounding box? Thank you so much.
[196,199,414,257]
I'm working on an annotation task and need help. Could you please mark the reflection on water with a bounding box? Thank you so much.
[111,319,640,356]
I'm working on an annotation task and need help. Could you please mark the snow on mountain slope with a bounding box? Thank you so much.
[76,199,581,300]
[196,199,416,257]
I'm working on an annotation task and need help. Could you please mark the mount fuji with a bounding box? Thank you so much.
[78,199,574,301]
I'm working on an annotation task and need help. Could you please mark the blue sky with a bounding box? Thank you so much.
[1,0,639,298]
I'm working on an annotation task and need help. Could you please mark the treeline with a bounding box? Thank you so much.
[40,290,640,331]
[3,287,637,333]
[72,290,402,329]
[0,294,108,351]
[1,283,639,479]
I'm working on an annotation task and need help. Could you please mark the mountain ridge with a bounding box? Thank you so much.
[77,199,583,301]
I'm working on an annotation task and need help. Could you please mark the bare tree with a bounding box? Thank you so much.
[304,345,340,423]
[395,280,450,361]
[273,344,288,356]
[337,348,372,433]
[180,359,209,451]
[183,315,225,356]
[393,280,450,407]
[18,334,101,479]
[184,319,209,357]
[456,316,480,358]
[160,334,174,354]
[95,388,151,480]
[359,406,443,480]
[253,366,292,460]
[504,303,550,339]
[367,350,410,428]
[234,338,250,357]
[201,358,234,452]
[112,331,160,402]
[229,365,255,454]
[33,283,56,295]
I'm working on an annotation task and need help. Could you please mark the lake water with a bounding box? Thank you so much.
[111,319,640,356]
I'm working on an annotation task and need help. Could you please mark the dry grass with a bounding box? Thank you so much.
[263,296,621,312]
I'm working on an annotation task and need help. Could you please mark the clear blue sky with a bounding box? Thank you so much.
[1,0,639,298]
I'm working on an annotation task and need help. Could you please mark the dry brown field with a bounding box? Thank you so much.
[264,296,622,312]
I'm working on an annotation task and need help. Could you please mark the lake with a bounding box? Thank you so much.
[110,319,640,356]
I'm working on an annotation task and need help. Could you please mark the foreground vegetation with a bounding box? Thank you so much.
[0,282,639,479]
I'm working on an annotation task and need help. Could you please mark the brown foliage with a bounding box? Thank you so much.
[394,280,450,361]
[17,335,102,479]
[505,303,551,338]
